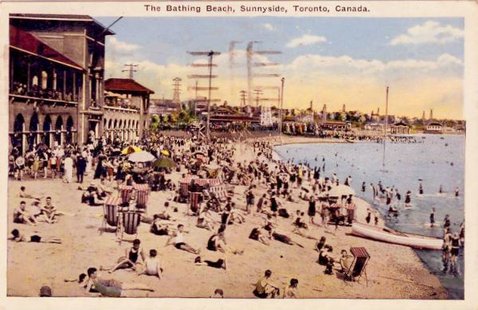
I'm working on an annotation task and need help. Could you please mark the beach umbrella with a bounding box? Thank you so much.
[128,151,155,163]
[121,145,142,155]
[328,184,356,197]
[161,149,170,157]
[153,157,176,169]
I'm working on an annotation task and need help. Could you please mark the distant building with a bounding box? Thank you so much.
[148,99,181,120]
[9,14,113,153]
[104,78,154,142]
[425,122,443,134]
[390,121,410,134]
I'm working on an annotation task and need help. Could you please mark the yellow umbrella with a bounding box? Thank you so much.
[121,145,142,155]
[161,149,170,157]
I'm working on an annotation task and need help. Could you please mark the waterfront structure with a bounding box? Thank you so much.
[104,78,154,142]
[8,14,113,153]
[425,122,444,134]
[390,121,411,134]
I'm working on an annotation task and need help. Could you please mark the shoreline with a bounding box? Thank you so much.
[259,134,450,298]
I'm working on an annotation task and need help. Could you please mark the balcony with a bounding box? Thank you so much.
[9,83,79,107]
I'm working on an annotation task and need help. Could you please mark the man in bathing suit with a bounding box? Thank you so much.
[166,224,200,254]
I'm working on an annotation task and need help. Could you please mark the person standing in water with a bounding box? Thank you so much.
[404,191,412,208]
[418,182,424,195]
[430,208,436,227]
[455,187,459,197]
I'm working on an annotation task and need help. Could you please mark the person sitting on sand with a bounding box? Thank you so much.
[196,206,216,231]
[207,226,244,255]
[18,186,42,201]
[13,201,37,226]
[283,278,299,298]
[43,197,64,222]
[315,236,327,252]
[137,249,163,279]
[293,212,308,230]
[106,239,145,273]
[81,183,105,206]
[318,245,335,275]
[228,202,246,224]
[166,224,200,254]
[249,227,270,246]
[84,267,154,297]
[195,256,227,270]
[10,229,61,244]
[253,270,280,298]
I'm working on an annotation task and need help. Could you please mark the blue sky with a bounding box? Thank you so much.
[96,17,464,119]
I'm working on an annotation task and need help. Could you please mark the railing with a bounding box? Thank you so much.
[9,93,79,106]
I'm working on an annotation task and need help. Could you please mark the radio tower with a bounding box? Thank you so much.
[172,77,182,105]
[122,64,138,79]
[239,90,247,108]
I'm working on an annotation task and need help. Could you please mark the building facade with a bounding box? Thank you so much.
[9,14,113,153]
[104,78,154,142]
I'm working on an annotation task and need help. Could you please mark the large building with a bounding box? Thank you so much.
[104,78,154,142]
[8,14,113,153]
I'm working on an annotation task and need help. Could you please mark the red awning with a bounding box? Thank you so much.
[350,247,370,258]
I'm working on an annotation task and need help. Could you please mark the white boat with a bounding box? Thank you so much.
[351,222,443,250]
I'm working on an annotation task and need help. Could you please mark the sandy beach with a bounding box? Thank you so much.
[7,137,448,299]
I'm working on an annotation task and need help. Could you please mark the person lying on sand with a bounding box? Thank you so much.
[103,239,145,273]
[194,256,227,270]
[196,206,216,231]
[84,267,154,297]
[150,215,176,236]
[10,229,62,244]
[165,224,200,254]
[18,186,42,201]
[269,229,304,248]
[249,227,270,245]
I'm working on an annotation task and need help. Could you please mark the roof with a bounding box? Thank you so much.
[10,25,83,71]
[10,14,114,35]
[105,78,154,94]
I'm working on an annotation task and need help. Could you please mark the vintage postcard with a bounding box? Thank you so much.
[0,1,477,309]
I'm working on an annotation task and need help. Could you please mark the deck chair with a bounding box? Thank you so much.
[189,192,202,215]
[100,197,121,236]
[345,247,370,285]
[118,210,141,245]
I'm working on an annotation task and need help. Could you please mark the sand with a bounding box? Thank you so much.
[7,138,448,299]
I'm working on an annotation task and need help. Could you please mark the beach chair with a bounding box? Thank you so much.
[189,192,202,215]
[209,185,228,202]
[133,183,150,212]
[345,247,370,285]
[100,196,122,236]
[118,210,142,245]
[119,185,134,205]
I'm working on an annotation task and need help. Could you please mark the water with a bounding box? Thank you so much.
[274,134,464,299]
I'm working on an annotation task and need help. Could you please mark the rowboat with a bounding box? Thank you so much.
[351,222,443,250]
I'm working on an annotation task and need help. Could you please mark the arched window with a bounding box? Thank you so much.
[41,71,48,90]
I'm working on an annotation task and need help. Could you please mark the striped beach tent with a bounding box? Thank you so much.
[119,185,134,204]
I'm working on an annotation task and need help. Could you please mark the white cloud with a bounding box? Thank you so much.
[286,34,327,48]
[106,37,141,53]
[263,23,276,31]
[389,21,463,46]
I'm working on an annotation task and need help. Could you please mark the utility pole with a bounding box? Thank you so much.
[239,90,247,108]
[187,50,221,142]
[280,77,285,136]
[254,88,263,108]
[172,77,182,105]
[122,64,138,79]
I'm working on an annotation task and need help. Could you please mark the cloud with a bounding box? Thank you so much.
[263,23,276,31]
[286,34,327,48]
[106,37,141,53]
[389,21,464,46]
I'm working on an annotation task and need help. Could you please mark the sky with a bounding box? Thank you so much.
[96,17,464,119]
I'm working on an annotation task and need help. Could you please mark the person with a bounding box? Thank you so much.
[430,208,436,227]
[307,195,317,225]
[18,186,41,201]
[404,191,412,207]
[13,201,37,225]
[249,227,270,245]
[207,227,243,255]
[196,206,215,231]
[336,249,352,272]
[10,229,61,244]
[256,193,267,214]
[455,187,459,197]
[418,182,423,195]
[253,270,280,298]
[63,155,74,183]
[194,256,227,270]
[210,288,224,298]
[449,232,461,274]
[76,155,87,183]
[43,197,63,222]
[283,278,299,298]
[84,267,154,297]
[271,230,304,248]
[14,155,25,180]
[443,214,451,230]
[442,228,452,272]
[137,249,162,279]
[166,224,200,254]
[365,208,371,224]
[316,236,326,252]
[245,188,255,214]
[318,245,335,275]
[150,215,174,236]
[107,239,145,273]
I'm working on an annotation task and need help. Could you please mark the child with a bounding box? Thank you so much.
[138,249,162,279]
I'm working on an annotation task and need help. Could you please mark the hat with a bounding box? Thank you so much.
[39,286,52,297]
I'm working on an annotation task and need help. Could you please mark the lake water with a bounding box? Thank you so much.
[274,134,465,299]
